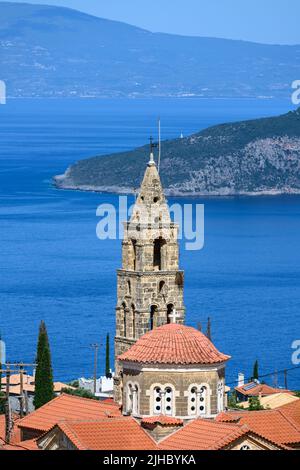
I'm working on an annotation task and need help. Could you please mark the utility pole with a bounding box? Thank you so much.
[1,365,19,444]
[19,363,24,418]
[90,344,99,395]
[4,362,36,418]
[5,368,11,443]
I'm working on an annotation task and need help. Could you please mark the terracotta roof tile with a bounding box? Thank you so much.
[217,409,300,445]
[54,418,157,450]
[159,419,249,450]
[235,382,293,397]
[118,324,230,365]
[278,398,300,426]
[17,393,121,433]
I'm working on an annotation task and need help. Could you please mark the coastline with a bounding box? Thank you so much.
[53,175,300,197]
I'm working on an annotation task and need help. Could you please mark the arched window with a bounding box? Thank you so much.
[153,237,167,271]
[153,385,175,416]
[159,280,165,294]
[187,384,210,417]
[153,386,162,414]
[167,304,174,324]
[188,386,198,416]
[164,387,173,416]
[149,305,157,330]
[198,385,207,415]
[127,280,131,295]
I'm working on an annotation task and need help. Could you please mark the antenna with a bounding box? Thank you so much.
[158,118,161,173]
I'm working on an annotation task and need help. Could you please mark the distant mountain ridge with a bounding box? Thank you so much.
[1,2,300,98]
[55,108,300,196]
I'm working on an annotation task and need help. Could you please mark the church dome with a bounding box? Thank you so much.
[118,323,230,365]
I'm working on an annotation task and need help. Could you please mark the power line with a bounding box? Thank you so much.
[226,364,300,388]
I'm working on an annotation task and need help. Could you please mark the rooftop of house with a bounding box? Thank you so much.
[277,397,300,427]
[158,417,287,450]
[216,407,300,446]
[1,373,74,395]
[40,418,157,450]
[235,381,293,397]
[17,393,122,433]
[238,392,300,410]
[118,323,230,365]
[2,393,300,451]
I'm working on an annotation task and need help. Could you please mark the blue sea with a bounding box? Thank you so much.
[0,98,299,390]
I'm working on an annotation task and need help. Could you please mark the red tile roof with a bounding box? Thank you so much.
[278,398,300,426]
[118,324,230,365]
[217,409,300,446]
[141,416,183,426]
[159,419,249,450]
[17,393,121,433]
[235,382,293,397]
[53,418,157,450]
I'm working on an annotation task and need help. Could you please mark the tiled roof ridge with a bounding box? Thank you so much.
[58,422,87,450]
[141,415,183,426]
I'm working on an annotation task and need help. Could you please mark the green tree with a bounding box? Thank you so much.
[252,360,259,381]
[61,387,99,400]
[206,317,211,341]
[248,396,264,411]
[33,321,54,409]
[105,333,111,378]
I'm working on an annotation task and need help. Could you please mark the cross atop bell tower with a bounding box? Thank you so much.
[114,138,186,402]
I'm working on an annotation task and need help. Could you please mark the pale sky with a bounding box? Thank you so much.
[2,0,300,45]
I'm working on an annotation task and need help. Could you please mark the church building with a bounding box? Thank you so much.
[114,141,230,419]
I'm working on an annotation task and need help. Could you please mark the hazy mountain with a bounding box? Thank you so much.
[55,108,300,196]
[1,2,300,98]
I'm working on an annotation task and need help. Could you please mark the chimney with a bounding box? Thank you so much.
[238,372,245,387]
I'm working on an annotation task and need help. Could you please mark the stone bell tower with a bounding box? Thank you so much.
[114,139,185,402]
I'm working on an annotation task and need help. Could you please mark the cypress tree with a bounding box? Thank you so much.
[252,359,259,381]
[105,333,111,378]
[206,317,212,341]
[33,321,54,409]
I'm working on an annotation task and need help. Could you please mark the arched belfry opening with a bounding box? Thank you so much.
[129,239,137,270]
[149,305,158,330]
[153,237,167,271]
[127,280,131,296]
[167,304,174,324]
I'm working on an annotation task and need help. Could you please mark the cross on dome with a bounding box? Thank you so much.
[169,308,181,324]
